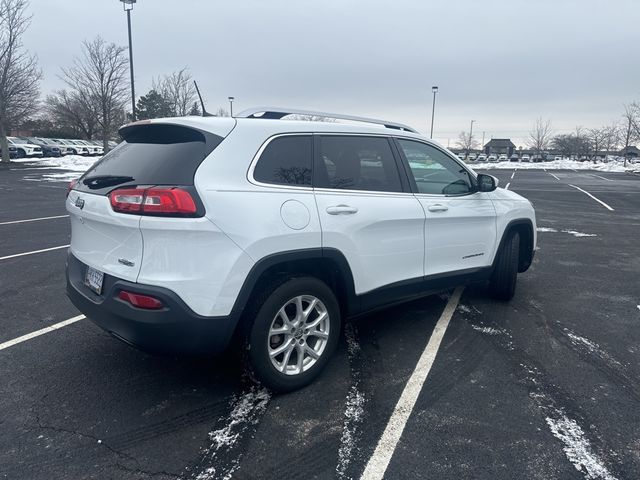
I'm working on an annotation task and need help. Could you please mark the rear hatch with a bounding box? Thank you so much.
[66,119,234,283]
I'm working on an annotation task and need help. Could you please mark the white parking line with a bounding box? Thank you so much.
[549,172,560,180]
[360,287,463,480]
[510,171,516,179]
[505,183,511,190]
[590,174,613,182]
[0,244,69,261]
[0,315,85,351]
[568,184,614,211]
[0,214,69,226]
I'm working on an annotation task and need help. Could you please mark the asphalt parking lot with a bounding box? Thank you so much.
[1,162,639,480]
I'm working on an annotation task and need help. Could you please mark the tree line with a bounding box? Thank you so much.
[457,104,640,165]
[0,0,229,163]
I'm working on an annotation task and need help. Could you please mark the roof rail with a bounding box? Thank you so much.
[236,107,419,134]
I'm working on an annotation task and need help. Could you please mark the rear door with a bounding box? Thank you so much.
[67,121,232,282]
[395,138,497,276]
[313,134,425,295]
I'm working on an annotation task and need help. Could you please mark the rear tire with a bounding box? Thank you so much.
[245,277,341,392]
[489,232,520,300]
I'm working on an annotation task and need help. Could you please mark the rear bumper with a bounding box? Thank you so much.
[66,253,238,355]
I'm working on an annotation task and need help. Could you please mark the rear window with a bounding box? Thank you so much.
[75,124,222,195]
[253,135,313,187]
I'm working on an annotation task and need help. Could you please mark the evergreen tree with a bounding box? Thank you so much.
[188,101,201,116]
[136,90,173,120]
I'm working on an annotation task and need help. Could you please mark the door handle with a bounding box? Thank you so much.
[326,205,358,215]
[427,204,448,212]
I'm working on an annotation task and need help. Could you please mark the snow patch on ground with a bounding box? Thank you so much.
[336,324,366,479]
[562,230,597,238]
[545,415,618,480]
[564,329,622,369]
[193,386,270,480]
[471,325,510,336]
[537,227,596,237]
[457,304,472,314]
[472,159,632,172]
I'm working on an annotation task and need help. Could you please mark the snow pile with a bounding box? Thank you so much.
[12,155,99,173]
[472,159,633,172]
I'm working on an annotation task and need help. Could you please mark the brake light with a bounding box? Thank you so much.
[118,290,164,310]
[109,187,198,216]
[67,179,78,197]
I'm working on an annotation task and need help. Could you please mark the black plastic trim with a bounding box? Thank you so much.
[494,219,535,272]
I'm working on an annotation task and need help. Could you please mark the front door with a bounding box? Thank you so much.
[395,138,497,276]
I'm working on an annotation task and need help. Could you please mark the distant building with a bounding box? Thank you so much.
[484,139,516,156]
[620,146,640,158]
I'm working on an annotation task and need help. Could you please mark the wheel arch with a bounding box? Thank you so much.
[493,219,535,273]
[230,248,358,332]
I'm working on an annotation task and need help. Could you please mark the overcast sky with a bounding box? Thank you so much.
[23,0,640,146]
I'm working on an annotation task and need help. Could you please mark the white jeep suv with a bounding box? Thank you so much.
[66,108,536,392]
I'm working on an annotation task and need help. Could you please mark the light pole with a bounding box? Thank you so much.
[430,86,438,139]
[228,97,235,117]
[468,120,475,159]
[120,0,137,121]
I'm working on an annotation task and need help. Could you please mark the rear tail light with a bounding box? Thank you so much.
[118,290,164,310]
[67,179,78,197]
[109,187,198,216]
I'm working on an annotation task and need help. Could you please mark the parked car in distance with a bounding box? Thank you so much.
[487,154,498,162]
[1,145,18,159]
[8,137,44,158]
[510,154,519,162]
[37,138,73,156]
[521,154,531,162]
[554,156,561,161]
[53,139,84,156]
[457,153,466,161]
[66,140,92,156]
[498,154,508,162]
[22,137,62,157]
[66,108,537,392]
[468,153,477,161]
[87,140,105,156]
[476,154,488,162]
[76,140,102,156]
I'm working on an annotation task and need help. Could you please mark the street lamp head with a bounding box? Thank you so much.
[432,86,438,93]
[120,0,136,10]
[228,96,234,101]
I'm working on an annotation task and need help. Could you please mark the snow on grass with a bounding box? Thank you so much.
[336,323,366,479]
[472,159,632,172]
[12,155,99,172]
[545,415,618,480]
[562,230,597,238]
[193,386,270,480]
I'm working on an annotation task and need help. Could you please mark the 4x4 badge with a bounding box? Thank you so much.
[75,197,85,210]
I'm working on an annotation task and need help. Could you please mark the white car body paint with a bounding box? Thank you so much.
[67,115,536,327]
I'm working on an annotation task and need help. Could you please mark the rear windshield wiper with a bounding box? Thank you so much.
[82,175,135,189]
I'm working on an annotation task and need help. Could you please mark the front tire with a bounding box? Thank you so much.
[246,277,341,392]
[489,232,520,300]
[16,149,26,159]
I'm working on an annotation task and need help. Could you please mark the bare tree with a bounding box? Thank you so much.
[61,37,129,151]
[527,118,553,160]
[215,107,230,117]
[620,104,639,167]
[456,131,478,154]
[0,0,41,162]
[601,123,620,158]
[587,127,606,161]
[46,89,98,139]
[153,67,197,117]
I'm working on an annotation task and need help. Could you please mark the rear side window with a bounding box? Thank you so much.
[75,124,222,195]
[315,136,402,193]
[253,135,313,186]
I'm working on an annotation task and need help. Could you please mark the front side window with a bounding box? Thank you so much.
[397,139,474,195]
[253,135,312,186]
[315,136,402,193]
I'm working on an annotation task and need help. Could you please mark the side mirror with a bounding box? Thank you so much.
[477,173,498,192]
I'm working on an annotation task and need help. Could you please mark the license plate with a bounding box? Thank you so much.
[84,266,104,294]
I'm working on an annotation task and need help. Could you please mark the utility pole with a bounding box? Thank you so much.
[467,120,475,159]
[119,0,137,121]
